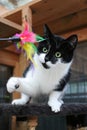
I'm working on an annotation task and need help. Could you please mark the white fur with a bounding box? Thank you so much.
[38,53,46,63]
[7,53,72,112]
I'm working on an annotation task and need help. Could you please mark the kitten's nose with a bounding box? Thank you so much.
[45,56,49,62]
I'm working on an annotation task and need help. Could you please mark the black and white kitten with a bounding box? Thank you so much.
[6,25,78,112]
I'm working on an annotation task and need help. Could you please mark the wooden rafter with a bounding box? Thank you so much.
[1,0,87,43]
[0,17,22,37]
[0,50,19,66]
[33,8,87,35]
[31,0,87,25]
[1,0,42,19]
[62,27,87,42]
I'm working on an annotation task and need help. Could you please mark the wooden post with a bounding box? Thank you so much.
[22,6,32,31]
[22,6,38,130]
[15,6,38,130]
[16,121,28,130]
[27,116,38,130]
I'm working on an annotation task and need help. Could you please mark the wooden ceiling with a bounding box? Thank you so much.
[0,0,87,55]
[31,0,87,39]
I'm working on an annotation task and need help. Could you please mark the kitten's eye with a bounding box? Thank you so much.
[55,52,61,58]
[42,47,48,53]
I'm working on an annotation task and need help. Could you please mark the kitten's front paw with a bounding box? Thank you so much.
[48,100,62,113]
[6,77,19,93]
[12,99,27,105]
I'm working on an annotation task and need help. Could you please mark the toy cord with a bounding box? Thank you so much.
[0,37,20,42]
[0,37,21,49]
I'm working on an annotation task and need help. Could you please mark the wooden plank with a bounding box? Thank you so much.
[31,0,87,25]
[1,0,42,18]
[2,0,42,26]
[0,22,20,37]
[4,45,20,54]
[0,17,22,31]
[0,18,22,37]
[22,7,32,31]
[33,8,87,35]
[4,10,22,25]
[61,27,87,42]
[49,8,87,34]
[0,50,19,66]
[2,0,87,28]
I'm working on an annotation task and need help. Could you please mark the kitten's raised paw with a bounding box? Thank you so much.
[48,100,62,113]
[12,99,27,105]
[6,77,19,93]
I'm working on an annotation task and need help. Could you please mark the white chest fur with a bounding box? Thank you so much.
[25,54,72,95]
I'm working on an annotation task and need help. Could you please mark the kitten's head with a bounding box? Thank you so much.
[37,24,78,69]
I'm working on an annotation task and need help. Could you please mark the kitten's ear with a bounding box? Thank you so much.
[43,24,57,47]
[44,24,53,39]
[66,35,78,50]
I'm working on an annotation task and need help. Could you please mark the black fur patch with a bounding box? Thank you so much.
[55,71,71,91]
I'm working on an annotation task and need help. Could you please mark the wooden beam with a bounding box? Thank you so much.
[0,17,22,31]
[22,6,32,31]
[3,10,22,25]
[1,0,42,19]
[4,45,20,54]
[0,0,41,27]
[48,8,87,34]
[0,18,22,38]
[31,0,87,25]
[0,50,19,66]
[61,27,87,42]
[33,8,87,35]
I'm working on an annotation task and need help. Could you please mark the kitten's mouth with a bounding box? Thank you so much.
[42,63,50,69]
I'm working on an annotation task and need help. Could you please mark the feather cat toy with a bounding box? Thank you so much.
[0,20,44,66]
[15,20,45,66]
